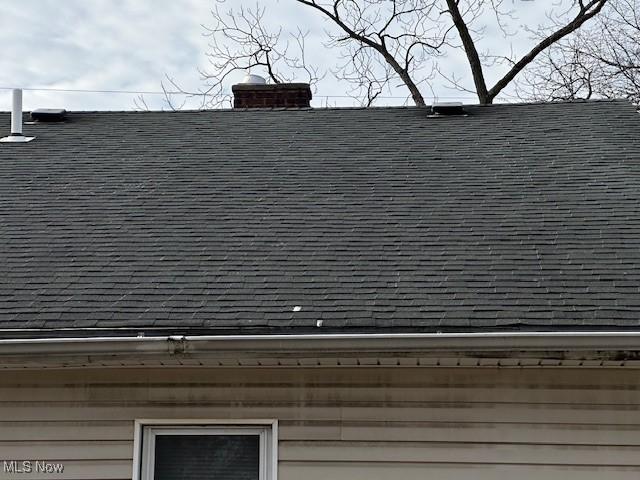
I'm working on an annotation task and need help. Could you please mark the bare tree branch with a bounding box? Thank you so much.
[519,0,639,105]
[487,0,608,102]
[195,1,324,108]
[294,0,449,106]
[163,0,613,108]
[444,0,490,103]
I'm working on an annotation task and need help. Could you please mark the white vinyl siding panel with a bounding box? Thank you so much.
[1,367,640,479]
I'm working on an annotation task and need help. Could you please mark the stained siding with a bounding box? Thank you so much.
[1,367,640,480]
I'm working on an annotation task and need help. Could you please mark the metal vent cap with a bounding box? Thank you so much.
[430,102,466,116]
[240,74,267,85]
[31,109,67,122]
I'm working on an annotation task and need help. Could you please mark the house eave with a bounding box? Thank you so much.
[1,331,640,369]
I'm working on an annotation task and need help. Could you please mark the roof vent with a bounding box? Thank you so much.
[240,73,267,85]
[31,109,67,122]
[429,102,466,116]
[0,89,35,143]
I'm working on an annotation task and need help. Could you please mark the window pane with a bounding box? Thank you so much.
[153,434,260,480]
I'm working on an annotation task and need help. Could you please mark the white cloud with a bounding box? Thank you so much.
[0,0,212,110]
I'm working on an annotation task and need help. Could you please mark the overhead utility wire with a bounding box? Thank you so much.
[0,86,481,100]
[0,86,184,95]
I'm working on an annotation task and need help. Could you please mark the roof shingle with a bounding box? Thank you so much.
[0,100,639,338]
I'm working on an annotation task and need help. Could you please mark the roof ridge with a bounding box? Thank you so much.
[0,98,631,115]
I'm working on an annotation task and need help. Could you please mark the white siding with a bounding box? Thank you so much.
[1,367,640,479]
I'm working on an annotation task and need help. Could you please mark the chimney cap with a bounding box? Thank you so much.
[241,73,267,85]
[231,82,311,92]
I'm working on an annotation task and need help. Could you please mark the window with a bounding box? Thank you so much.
[134,420,277,480]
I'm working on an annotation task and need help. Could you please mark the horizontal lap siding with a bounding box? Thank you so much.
[280,462,640,480]
[1,368,640,480]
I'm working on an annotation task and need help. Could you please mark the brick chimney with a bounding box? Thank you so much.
[232,82,312,108]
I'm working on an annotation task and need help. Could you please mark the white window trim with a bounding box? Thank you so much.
[132,419,278,480]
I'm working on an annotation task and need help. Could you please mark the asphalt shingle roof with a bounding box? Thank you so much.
[0,100,639,338]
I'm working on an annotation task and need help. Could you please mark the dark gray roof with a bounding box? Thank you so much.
[1,100,639,338]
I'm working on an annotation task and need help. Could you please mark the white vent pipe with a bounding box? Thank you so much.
[0,88,35,143]
[11,89,23,136]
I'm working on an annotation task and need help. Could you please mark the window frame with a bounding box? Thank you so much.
[132,419,278,480]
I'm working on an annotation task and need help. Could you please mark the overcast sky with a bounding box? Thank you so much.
[0,0,562,111]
